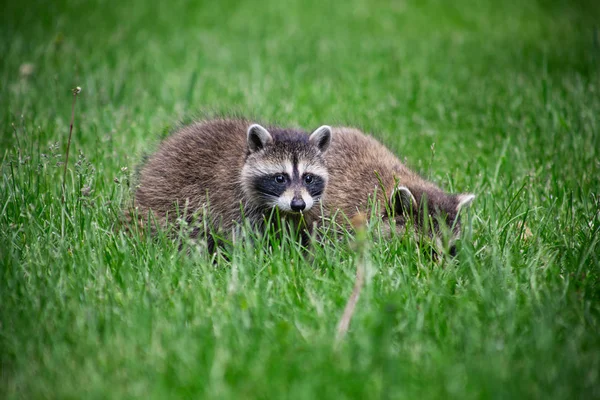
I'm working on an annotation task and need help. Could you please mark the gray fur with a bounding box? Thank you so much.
[322,127,475,252]
[132,118,330,247]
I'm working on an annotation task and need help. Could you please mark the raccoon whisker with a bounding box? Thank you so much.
[256,190,282,199]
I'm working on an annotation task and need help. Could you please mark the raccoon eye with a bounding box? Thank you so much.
[449,245,457,257]
[304,174,314,184]
[274,174,286,184]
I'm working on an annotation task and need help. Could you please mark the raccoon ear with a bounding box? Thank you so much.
[309,125,332,153]
[390,186,416,216]
[247,124,273,153]
[456,193,475,212]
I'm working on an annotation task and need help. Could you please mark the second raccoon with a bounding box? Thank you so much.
[133,118,332,249]
[322,127,475,255]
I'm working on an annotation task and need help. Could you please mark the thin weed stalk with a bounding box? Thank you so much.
[62,86,81,203]
[335,213,369,347]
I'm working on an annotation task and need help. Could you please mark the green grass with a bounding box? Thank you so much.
[2,0,600,398]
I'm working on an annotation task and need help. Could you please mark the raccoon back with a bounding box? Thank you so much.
[134,118,249,233]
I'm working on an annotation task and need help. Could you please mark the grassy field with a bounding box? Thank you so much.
[2,0,600,398]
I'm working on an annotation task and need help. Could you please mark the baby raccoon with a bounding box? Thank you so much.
[322,127,475,256]
[133,118,332,250]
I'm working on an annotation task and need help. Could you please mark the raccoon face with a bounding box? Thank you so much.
[241,124,331,214]
[384,186,475,257]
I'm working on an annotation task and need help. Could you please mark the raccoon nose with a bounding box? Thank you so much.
[290,198,306,212]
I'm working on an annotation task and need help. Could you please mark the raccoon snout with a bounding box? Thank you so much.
[290,197,306,212]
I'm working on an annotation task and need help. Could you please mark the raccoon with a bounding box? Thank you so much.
[321,127,475,256]
[132,118,332,250]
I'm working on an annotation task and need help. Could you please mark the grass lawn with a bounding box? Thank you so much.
[2,0,599,398]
